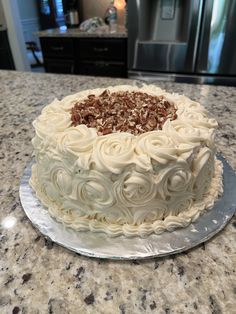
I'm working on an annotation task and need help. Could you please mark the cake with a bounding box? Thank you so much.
[30,84,223,237]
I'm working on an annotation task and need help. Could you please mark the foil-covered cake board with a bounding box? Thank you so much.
[19,155,236,260]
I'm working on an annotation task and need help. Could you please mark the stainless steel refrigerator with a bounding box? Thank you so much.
[128,0,236,85]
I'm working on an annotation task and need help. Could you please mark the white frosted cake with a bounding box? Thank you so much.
[30,85,223,237]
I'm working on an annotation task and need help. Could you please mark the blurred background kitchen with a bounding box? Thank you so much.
[1,0,236,85]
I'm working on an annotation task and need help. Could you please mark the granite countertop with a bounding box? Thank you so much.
[37,25,127,38]
[0,70,235,314]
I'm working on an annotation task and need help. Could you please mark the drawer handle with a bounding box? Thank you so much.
[93,47,108,52]
[95,62,109,67]
[50,46,64,51]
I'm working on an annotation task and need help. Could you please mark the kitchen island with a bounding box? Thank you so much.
[0,70,235,314]
[37,25,127,38]
[37,26,127,77]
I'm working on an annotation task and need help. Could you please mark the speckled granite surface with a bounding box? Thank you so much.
[37,26,127,38]
[0,70,235,314]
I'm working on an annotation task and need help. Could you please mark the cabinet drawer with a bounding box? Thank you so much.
[0,49,15,70]
[76,38,127,61]
[44,58,74,74]
[40,37,74,58]
[75,60,127,78]
[0,31,15,70]
[0,31,7,49]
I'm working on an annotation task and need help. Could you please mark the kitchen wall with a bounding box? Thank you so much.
[82,0,111,20]
[0,0,6,26]
[81,0,125,26]
[18,0,38,20]
[1,0,30,71]
[17,0,40,46]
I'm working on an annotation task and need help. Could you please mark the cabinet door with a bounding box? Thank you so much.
[0,49,15,70]
[44,58,74,74]
[40,37,74,59]
[0,31,15,70]
[76,60,127,78]
[75,38,127,61]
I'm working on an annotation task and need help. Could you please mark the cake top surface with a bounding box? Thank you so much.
[34,84,218,148]
[70,90,177,135]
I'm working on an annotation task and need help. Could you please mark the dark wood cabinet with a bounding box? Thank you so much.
[76,38,127,61]
[40,37,74,74]
[44,58,74,74]
[0,30,15,70]
[74,38,127,77]
[75,60,127,78]
[40,37,74,58]
[40,36,127,78]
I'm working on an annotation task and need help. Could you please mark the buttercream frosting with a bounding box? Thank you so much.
[30,84,223,237]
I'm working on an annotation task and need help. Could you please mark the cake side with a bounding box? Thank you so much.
[30,84,223,237]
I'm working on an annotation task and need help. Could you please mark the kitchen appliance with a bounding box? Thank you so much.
[128,0,236,85]
[65,9,79,28]
[62,0,82,27]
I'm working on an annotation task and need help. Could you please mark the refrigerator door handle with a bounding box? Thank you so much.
[195,0,214,72]
[191,0,204,72]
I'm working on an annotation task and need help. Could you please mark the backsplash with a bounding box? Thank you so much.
[81,0,125,25]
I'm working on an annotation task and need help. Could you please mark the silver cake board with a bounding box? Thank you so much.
[19,155,236,260]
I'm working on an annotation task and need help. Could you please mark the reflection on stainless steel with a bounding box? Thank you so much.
[128,0,202,73]
[208,0,228,72]
[19,155,236,260]
[1,216,17,229]
[196,0,236,75]
[128,0,236,86]
[128,70,236,86]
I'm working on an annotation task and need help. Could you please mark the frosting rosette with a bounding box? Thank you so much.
[114,170,157,206]
[170,95,203,112]
[163,119,215,147]
[41,98,62,114]
[33,111,71,139]
[70,170,115,212]
[58,125,97,154]
[97,205,133,225]
[91,133,135,174]
[39,162,72,201]
[59,90,95,111]
[178,109,218,129]
[155,160,193,200]
[165,193,193,217]
[130,201,167,224]
[135,131,179,169]
[32,135,47,161]
[192,147,214,196]
[57,125,97,169]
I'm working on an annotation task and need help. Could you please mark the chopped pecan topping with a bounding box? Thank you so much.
[70,90,177,135]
